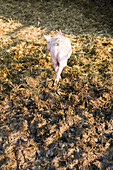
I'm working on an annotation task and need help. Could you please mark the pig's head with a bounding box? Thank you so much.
[44,35,52,51]
[44,30,62,51]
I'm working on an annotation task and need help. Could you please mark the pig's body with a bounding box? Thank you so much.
[44,30,72,85]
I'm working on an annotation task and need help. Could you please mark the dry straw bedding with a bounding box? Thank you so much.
[0,0,113,169]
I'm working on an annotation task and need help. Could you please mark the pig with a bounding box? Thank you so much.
[44,30,72,85]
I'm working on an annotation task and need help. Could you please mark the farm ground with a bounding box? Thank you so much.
[0,0,113,169]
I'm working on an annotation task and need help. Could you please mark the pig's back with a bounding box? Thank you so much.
[59,37,71,50]
[50,36,72,62]
[57,37,72,61]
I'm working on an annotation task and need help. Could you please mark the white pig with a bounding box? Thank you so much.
[44,30,72,85]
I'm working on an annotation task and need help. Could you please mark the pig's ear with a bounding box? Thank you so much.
[59,29,62,35]
[57,29,62,36]
[44,35,52,42]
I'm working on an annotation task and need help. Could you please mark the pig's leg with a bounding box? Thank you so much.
[54,64,59,73]
[52,58,59,73]
[54,62,66,85]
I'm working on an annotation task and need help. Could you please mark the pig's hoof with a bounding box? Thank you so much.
[54,82,57,86]
[54,80,58,86]
[54,77,60,86]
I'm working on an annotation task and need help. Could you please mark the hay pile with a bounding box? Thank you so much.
[0,0,113,169]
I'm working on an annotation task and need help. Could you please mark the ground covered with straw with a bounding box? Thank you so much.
[0,0,113,169]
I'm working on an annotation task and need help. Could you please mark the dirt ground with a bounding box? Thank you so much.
[0,0,113,169]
